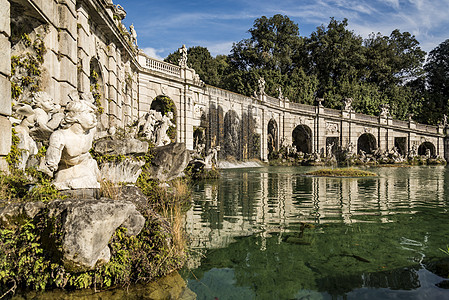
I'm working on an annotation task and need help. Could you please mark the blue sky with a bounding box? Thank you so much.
[121,0,449,60]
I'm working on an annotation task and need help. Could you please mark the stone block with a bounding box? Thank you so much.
[0,76,11,116]
[0,116,11,156]
[33,0,57,25]
[58,31,77,62]
[58,4,77,38]
[0,157,9,173]
[56,56,77,87]
[0,35,10,76]
[0,0,9,36]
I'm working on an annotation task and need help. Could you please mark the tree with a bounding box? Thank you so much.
[306,18,365,109]
[424,39,449,122]
[229,14,303,74]
[165,46,230,86]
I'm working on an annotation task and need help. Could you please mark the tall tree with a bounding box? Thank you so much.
[422,39,449,123]
[306,18,365,109]
[229,14,303,74]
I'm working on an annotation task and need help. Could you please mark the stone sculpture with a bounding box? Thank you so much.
[130,24,137,46]
[137,110,174,146]
[343,98,353,111]
[380,104,390,118]
[258,77,266,96]
[41,98,100,190]
[13,92,63,169]
[179,44,188,68]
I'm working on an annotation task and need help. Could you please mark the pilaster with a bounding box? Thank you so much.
[0,0,10,171]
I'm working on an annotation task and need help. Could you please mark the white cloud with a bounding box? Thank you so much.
[142,47,165,60]
[203,41,235,57]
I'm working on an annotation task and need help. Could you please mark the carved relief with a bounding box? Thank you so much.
[325,122,339,135]
[194,104,205,119]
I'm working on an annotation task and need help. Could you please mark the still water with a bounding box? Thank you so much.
[182,166,449,300]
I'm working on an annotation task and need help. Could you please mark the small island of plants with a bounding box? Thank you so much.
[305,168,377,177]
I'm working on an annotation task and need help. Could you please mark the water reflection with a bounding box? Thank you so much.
[187,166,447,252]
[184,166,449,299]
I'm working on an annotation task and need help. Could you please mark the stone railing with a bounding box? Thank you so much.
[323,107,341,117]
[265,95,280,106]
[392,119,408,128]
[206,86,251,103]
[145,57,181,77]
[355,113,378,123]
[290,102,316,113]
[416,124,438,134]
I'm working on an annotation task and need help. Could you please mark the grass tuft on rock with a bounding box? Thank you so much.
[305,168,377,177]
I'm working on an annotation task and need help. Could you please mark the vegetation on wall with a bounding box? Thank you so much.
[90,68,104,114]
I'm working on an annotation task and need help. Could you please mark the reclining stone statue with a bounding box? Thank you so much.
[40,98,100,190]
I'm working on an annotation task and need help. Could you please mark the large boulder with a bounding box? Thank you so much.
[148,143,191,182]
[47,198,145,270]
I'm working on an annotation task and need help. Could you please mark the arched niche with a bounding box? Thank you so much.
[418,141,436,156]
[223,109,241,159]
[267,118,278,156]
[357,133,377,154]
[292,125,312,154]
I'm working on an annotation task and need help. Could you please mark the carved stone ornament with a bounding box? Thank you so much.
[194,104,205,119]
[326,122,339,135]
[364,127,371,133]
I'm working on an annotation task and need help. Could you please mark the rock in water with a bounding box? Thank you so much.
[48,198,145,270]
[148,143,191,182]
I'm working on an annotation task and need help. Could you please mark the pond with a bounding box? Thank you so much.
[182,166,449,300]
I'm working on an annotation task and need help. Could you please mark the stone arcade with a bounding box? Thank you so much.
[0,0,448,174]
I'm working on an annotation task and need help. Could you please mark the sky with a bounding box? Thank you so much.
[121,0,449,61]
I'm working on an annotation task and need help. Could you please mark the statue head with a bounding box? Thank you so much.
[61,99,97,130]
[33,91,60,113]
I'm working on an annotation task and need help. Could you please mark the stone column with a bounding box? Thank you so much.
[77,4,91,95]
[0,0,11,171]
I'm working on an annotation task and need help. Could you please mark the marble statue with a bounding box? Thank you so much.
[204,146,220,169]
[155,112,174,146]
[327,142,334,158]
[14,105,38,170]
[380,104,390,118]
[258,77,266,96]
[130,24,137,46]
[29,91,64,140]
[179,45,188,68]
[41,98,100,190]
[343,98,353,111]
[136,110,174,147]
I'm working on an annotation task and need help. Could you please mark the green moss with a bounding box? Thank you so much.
[305,168,377,177]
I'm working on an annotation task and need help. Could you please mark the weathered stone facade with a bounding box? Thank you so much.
[0,0,447,173]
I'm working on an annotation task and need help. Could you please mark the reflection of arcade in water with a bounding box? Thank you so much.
[185,167,446,253]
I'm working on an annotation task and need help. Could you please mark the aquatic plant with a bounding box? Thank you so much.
[304,168,377,177]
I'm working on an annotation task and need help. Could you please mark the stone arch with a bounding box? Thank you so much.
[357,133,377,154]
[222,109,241,159]
[267,118,278,157]
[150,95,177,142]
[292,125,312,154]
[418,141,435,156]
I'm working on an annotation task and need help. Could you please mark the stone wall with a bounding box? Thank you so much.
[0,0,11,171]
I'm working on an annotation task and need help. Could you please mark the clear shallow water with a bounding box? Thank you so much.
[182,166,449,300]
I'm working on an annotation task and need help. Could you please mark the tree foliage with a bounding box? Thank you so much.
[163,15,447,124]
